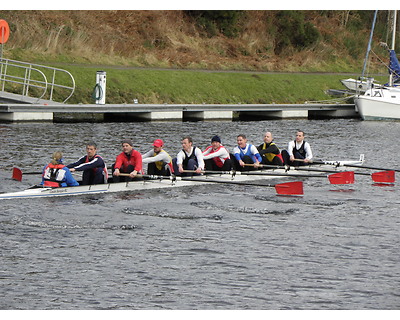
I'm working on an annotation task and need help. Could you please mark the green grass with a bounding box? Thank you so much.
[43,63,389,104]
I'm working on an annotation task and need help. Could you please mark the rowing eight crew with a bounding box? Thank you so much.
[41,130,313,188]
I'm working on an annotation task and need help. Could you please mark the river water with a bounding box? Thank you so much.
[0,119,399,310]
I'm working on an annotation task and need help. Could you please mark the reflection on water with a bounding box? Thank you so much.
[0,119,399,309]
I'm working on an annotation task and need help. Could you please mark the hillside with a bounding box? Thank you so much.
[0,10,395,72]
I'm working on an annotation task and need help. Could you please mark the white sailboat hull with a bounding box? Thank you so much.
[341,78,382,93]
[355,87,400,120]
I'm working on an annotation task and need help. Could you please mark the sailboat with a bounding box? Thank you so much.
[354,10,400,120]
[340,77,383,93]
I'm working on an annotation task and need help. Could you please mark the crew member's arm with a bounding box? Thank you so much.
[202,146,213,158]
[233,146,245,167]
[113,154,124,176]
[250,145,262,167]
[130,150,142,177]
[71,156,105,172]
[66,156,86,171]
[176,150,185,173]
[195,148,205,173]
[202,146,226,160]
[64,168,80,186]
[304,142,313,162]
[258,144,280,155]
[287,141,295,161]
[142,151,170,164]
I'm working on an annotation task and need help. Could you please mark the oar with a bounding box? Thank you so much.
[12,167,24,181]
[12,167,43,181]
[294,159,395,183]
[239,170,356,184]
[243,163,291,170]
[12,167,41,181]
[183,169,332,179]
[132,171,303,195]
[182,176,303,196]
[118,171,303,195]
[182,169,355,185]
[12,167,83,182]
[243,163,362,183]
[341,162,400,173]
[293,153,364,166]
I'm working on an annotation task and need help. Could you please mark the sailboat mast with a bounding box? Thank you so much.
[361,10,378,80]
[389,10,397,86]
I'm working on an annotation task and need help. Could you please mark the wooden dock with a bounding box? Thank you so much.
[0,102,358,122]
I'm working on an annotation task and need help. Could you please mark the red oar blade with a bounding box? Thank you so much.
[274,181,303,195]
[328,171,355,184]
[371,170,395,183]
[12,167,23,181]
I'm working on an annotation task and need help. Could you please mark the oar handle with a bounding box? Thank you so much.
[118,173,149,178]
[293,158,316,164]
[181,169,206,173]
[117,173,175,180]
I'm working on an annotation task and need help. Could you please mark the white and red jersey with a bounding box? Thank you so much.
[202,145,230,168]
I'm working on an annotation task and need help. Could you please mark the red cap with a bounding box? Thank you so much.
[153,139,164,147]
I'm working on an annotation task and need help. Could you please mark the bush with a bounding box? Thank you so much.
[184,10,244,38]
[274,11,320,54]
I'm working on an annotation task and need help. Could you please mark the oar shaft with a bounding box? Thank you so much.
[20,171,43,175]
[294,167,371,176]
[343,164,400,172]
[182,169,324,178]
[243,163,289,170]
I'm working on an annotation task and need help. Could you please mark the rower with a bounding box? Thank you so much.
[41,151,79,187]
[112,139,143,182]
[172,136,205,176]
[232,134,262,171]
[67,142,108,185]
[281,130,313,166]
[202,135,232,171]
[256,131,284,166]
[142,139,174,176]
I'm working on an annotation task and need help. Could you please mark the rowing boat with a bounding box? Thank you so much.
[0,155,367,200]
[0,169,307,200]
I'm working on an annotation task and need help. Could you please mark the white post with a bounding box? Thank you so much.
[95,71,106,105]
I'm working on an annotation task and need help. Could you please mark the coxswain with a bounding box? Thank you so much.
[172,136,204,176]
[67,142,108,185]
[281,130,313,166]
[41,151,79,187]
[112,139,143,182]
[232,134,262,171]
[257,132,283,166]
[142,139,173,176]
[202,135,232,171]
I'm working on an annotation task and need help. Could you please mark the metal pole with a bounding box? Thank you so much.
[389,10,397,86]
[361,10,378,80]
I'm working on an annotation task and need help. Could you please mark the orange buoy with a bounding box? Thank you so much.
[0,19,10,44]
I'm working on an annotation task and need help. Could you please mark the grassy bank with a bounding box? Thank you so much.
[49,64,388,105]
[1,11,393,104]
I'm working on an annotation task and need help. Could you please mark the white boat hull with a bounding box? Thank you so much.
[1,160,364,200]
[341,78,380,93]
[355,87,400,120]
[0,171,292,200]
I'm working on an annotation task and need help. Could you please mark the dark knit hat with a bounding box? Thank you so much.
[122,139,133,146]
[211,135,221,143]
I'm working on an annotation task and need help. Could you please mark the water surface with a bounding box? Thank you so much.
[0,119,399,309]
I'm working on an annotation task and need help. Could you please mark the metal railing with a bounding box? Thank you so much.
[0,58,75,103]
